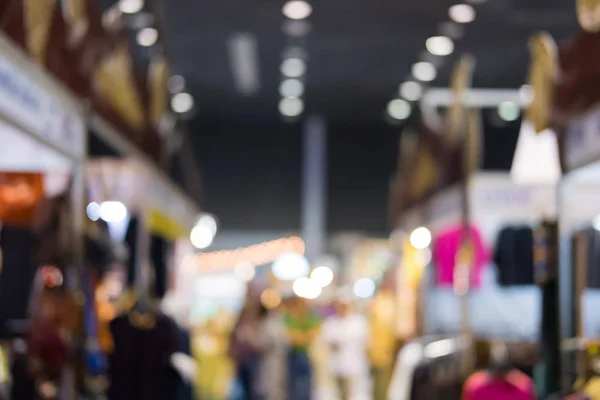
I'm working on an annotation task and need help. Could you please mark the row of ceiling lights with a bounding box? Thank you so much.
[118,0,194,116]
[278,1,312,119]
[386,1,482,122]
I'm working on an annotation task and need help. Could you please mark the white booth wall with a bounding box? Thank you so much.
[422,173,555,340]
[559,165,600,338]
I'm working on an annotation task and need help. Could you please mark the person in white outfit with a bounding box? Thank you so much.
[322,300,368,400]
[256,304,288,400]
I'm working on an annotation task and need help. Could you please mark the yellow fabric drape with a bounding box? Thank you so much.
[94,43,146,130]
[0,346,8,385]
[147,208,186,240]
[526,32,558,134]
[24,0,57,64]
[368,290,397,368]
[396,239,422,339]
[149,55,169,127]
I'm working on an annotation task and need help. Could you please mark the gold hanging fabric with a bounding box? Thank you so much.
[526,32,558,134]
[149,55,169,127]
[409,149,437,199]
[94,43,146,130]
[23,0,57,64]
[445,56,475,147]
[464,108,482,176]
[577,0,600,32]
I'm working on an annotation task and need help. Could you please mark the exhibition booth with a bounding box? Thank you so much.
[0,28,87,398]
[0,7,202,396]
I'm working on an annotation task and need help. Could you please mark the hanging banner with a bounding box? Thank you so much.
[0,46,85,158]
[149,55,169,127]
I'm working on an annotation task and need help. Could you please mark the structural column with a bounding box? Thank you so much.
[301,115,327,263]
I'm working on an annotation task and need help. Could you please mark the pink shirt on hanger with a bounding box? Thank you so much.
[432,224,489,288]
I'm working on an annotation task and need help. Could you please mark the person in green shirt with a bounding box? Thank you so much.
[283,297,320,400]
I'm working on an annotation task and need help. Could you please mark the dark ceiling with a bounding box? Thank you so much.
[100,0,580,235]
[162,0,577,124]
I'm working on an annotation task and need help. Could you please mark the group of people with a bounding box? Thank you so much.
[228,284,398,400]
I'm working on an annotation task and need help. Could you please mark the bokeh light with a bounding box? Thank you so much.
[282,1,313,20]
[86,202,101,221]
[272,252,310,281]
[190,225,214,250]
[410,227,432,249]
[310,266,334,287]
[293,277,322,299]
[99,201,127,223]
[353,278,376,299]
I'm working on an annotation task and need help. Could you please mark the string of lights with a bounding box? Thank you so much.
[194,236,305,272]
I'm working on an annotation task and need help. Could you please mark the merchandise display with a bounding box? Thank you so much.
[494,226,535,286]
[3,0,600,398]
[108,309,179,399]
[463,369,534,400]
[432,224,488,289]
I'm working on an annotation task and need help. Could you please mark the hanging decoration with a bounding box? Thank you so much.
[525,32,558,134]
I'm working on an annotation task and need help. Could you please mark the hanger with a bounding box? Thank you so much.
[488,340,512,377]
[128,292,157,330]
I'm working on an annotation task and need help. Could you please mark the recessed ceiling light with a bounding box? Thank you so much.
[400,81,423,101]
[412,62,437,82]
[119,0,144,14]
[171,92,194,113]
[282,1,313,20]
[279,97,304,117]
[279,79,305,97]
[280,58,306,78]
[426,36,454,56]
[498,101,520,121]
[387,99,411,120]
[137,27,158,47]
[449,4,476,24]
[168,75,186,93]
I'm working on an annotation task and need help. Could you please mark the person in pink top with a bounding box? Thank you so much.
[432,224,489,289]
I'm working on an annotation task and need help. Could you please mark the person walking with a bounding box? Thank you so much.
[229,290,261,400]
[322,300,368,400]
[256,304,288,400]
[283,297,320,400]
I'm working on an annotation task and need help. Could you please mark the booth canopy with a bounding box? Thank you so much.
[88,159,200,239]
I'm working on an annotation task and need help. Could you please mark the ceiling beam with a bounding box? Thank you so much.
[422,88,526,108]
